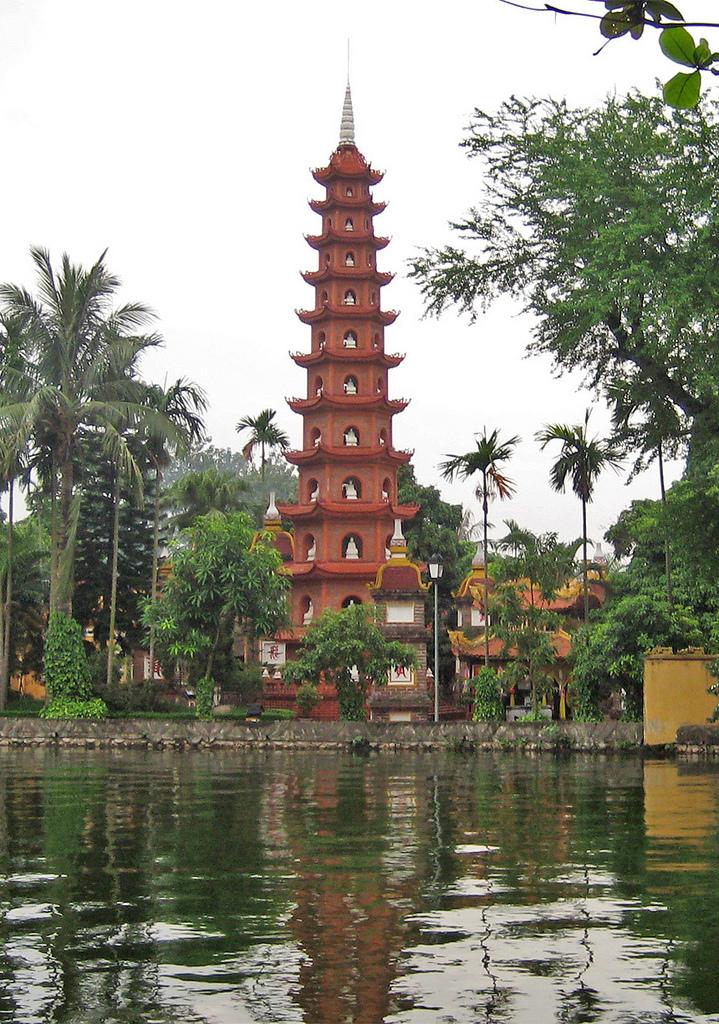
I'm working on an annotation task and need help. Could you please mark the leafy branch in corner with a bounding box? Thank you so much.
[498,1,719,107]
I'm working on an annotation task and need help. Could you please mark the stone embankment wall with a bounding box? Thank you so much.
[0,718,642,752]
[676,725,719,756]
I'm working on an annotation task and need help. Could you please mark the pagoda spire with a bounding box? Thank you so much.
[339,79,355,146]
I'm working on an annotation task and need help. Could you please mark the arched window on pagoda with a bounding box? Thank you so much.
[376,376,383,394]
[342,534,362,560]
[343,290,356,306]
[342,595,362,607]
[342,477,361,500]
[343,375,358,395]
[344,251,355,267]
[307,478,319,502]
[344,217,354,231]
[372,333,380,348]
[370,291,377,306]
[317,331,326,350]
[367,252,374,266]
[343,330,358,349]
[320,290,329,305]
[381,477,392,502]
[310,427,321,448]
[305,535,316,561]
[301,595,314,625]
[345,186,354,197]
[343,426,359,447]
[378,429,387,447]
[313,376,323,397]
[324,253,330,265]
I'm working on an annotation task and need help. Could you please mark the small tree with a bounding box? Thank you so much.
[472,666,504,723]
[283,604,416,721]
[493,522,579,713]
[144,511,289,684]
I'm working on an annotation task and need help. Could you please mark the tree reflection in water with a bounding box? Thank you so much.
[0,752,718,1023]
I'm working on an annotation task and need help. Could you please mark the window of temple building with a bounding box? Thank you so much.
[370,291,377,305]
[343,330,358,348]
[300,595,314,625]
[471,608,487,628]
[342,595,362,607]
[343,290,356,305]
[381,477,391,501]
[307,478,319,502]
[343,426,359,446]
[386,602,415,623]
[310,427,321,448]
[376,376,383,394]
[313,376,323,396]
[342,477,361,500]
[320,290,328,305]
[342,534,362,560]
[317,331,326,349]
[346,186,354,197]
[343,375,358,395]
[345,218,354,231]
[372,333,380,347]
[345,251,355,267]
[378,429,388,447]
[324,253,330,265]
[305,535,316,561]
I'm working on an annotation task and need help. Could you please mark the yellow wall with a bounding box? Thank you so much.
[644,649,716,745]
[10,671,47,701]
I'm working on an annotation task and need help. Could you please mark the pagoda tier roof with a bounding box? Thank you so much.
[312,145,383,185]
[277,499,419,521]
[290,349,404,369]
[296,305,399,325]
[449,629,573,662]
[286,393,410,413]
[288,560,383,579]
[285,443,413,466]
[301,266,394,286]
[305,229,389,250]
[309,197,387,215]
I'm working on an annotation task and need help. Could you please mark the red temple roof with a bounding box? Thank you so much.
[301,266,394,286]
[286,393,409,413]
[277,499,419,521]
[305,229,390,251]
[309,196,387,216]
[296,305,398,325]
[290,349,404,369]
[312,145,384,185]
[285,444,412,466]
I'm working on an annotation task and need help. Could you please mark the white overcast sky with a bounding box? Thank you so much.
[1,0,714,547]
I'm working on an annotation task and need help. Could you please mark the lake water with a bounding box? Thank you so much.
[1,750,718,1023]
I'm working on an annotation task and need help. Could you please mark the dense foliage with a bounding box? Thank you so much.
[145,511,289,682]
[472,666,504,722]
[44,612,92,701]
[284,604,415,721]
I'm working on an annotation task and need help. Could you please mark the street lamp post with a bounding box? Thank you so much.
[428,552,444,724]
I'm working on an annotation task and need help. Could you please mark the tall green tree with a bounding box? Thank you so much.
[0,248,166,616]
[537,414,621,622]
[283,604,415,721]
[165,468,250,532]
[236,409,289,483]
[410,92,719,457]
[440,429,519,666]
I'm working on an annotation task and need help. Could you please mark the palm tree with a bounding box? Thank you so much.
[536,413,621,622]
[236,409,289,483]
[144,379,206,678]
[606,382,684,608]
[0,247,164,616]
[440,429,520,666]
[165,468,249,531]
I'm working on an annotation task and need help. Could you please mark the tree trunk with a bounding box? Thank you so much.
[260,440,266,483]
[582,498,589,624]
[148,462,161,681]
[57,452,75,617]
[106,466,121,688]
[658,441,674,608]
[205,618,224,680]
[0,480,14,709]
[482,477,490,669]
[49,456,58,616]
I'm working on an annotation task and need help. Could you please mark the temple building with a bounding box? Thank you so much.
[259,85,430,721]
[449,542,608,718]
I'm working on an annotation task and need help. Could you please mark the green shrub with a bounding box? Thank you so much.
[97,680,170,714]
[296,683,320,714]
[44,613,92,701]
[219,662,264,700]
[40,697,108,719]
[195,677,214,720]
[472,667,504,722]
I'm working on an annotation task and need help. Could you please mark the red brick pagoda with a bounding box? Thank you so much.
[259,84,430,720]
[279,85,419,624]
